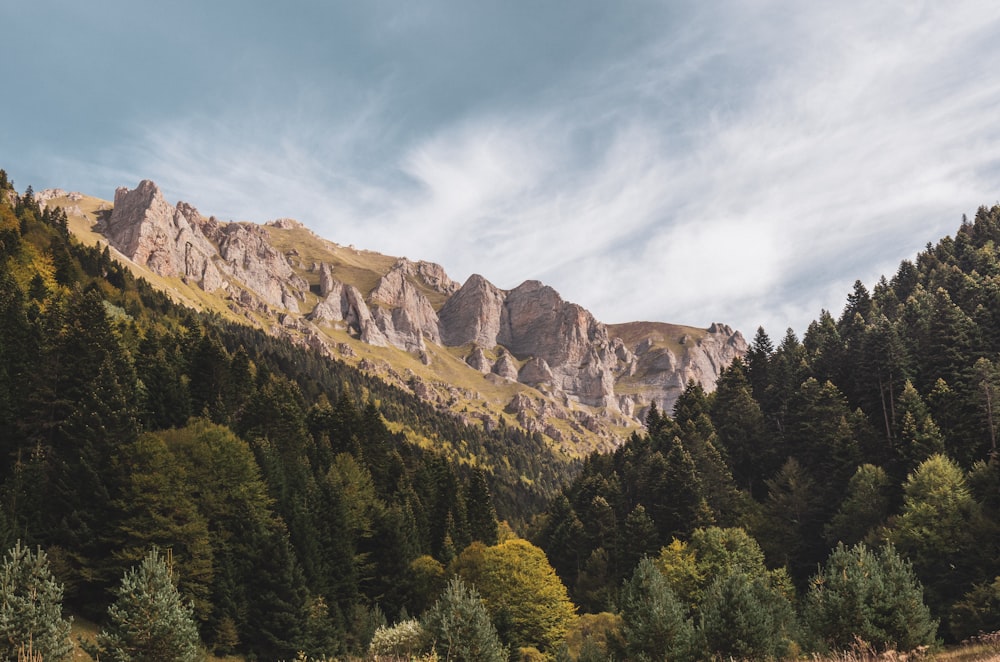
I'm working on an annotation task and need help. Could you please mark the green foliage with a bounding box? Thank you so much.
[949,577,1000,642]
[0,542,73,661]
[754,457,825,578]
[825,463,891,546]
[451,538,577,655]
[804,542,937,653]
[97,548,202,662]
[890,454,981,612]
[421,577,507,662]
[698,568,797,661]
[17,172,1000,655]
[616,557,694,662]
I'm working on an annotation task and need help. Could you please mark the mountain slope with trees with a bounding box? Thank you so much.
[4,165,1000,658]
[0,171,530,658]
[535,204,1000,647]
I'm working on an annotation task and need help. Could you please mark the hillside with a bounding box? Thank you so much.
[36,181,746,460]
[536,203,1000,650]
[6,172,1000,659]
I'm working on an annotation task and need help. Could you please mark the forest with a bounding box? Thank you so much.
[0,167,998,661]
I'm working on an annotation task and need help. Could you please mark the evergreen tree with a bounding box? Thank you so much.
[617,557,694,662]
[421,577,507,662]
[465,467,499,545]
[0,542,73,661]
[894,381,946,480]
[745,326,774,403]
[111,433,215,621]
[97,548,202,662]
[804,542,936,652]
[242,526,309,659]
[698,568,797,661]
[890,454,981,616]
[621,505,658,573]
[824,464,891,547]
[710,358,769,494]
[755,458,824,581]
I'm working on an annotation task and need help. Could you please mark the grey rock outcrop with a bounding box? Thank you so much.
[104,181,225,292]
[104,181,310,311]
[439,274,506,347]
[93,177,748,445]
[369,259,442,350]
[492,351,520,381]
[309,281,389,347]
[465,346,492,373]
[215,222,308,312]
[615,321,748,416]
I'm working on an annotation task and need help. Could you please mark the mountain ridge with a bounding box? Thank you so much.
[37,181,747,453]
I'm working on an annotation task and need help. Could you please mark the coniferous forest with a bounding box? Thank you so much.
[1,169,1000,660]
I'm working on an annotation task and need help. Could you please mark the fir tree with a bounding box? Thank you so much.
[421,577,508,662]
[0,542,73,661]
[698,569,797,661]
[804,542,936,652]
[97,548,202,662]
[617,557,694,662]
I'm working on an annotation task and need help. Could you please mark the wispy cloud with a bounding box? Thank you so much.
[35,1,1000,338]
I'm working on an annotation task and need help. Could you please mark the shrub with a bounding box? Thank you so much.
[369,619,425,660]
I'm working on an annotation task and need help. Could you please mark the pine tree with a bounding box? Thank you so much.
[421,577,508,662]
[698,568,797,661]
[710,358,769,495]
[97,548,202,662]
[804,542,936,652]
[466,467,499,545]
[617,557,694,662]
[0,542,73,661]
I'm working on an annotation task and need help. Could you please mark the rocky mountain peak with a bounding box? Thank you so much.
[78,178,748,452]
[438,273,507,347]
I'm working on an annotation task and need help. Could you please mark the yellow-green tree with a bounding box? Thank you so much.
[452,538,577,656]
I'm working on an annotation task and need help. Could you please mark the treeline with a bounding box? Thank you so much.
[5,164,1000,659]
[0,174,577,658]
[536,205,1000,646]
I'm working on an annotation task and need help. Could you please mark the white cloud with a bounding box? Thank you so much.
[36,1,1000,339]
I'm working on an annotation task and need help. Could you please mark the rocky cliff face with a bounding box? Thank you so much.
[85,179,747,449]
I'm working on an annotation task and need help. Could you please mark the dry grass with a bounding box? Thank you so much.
[807,633,1000,662]
[933,631,1000,662]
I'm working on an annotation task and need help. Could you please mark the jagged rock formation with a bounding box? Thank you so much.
[103,181,225,292]
[79,179,747,449]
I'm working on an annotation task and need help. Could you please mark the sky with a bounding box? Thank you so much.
[5,1,1000,338]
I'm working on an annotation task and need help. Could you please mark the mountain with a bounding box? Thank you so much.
[37,181,746,454]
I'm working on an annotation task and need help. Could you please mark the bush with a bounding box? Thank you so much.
[369,619,425,659]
